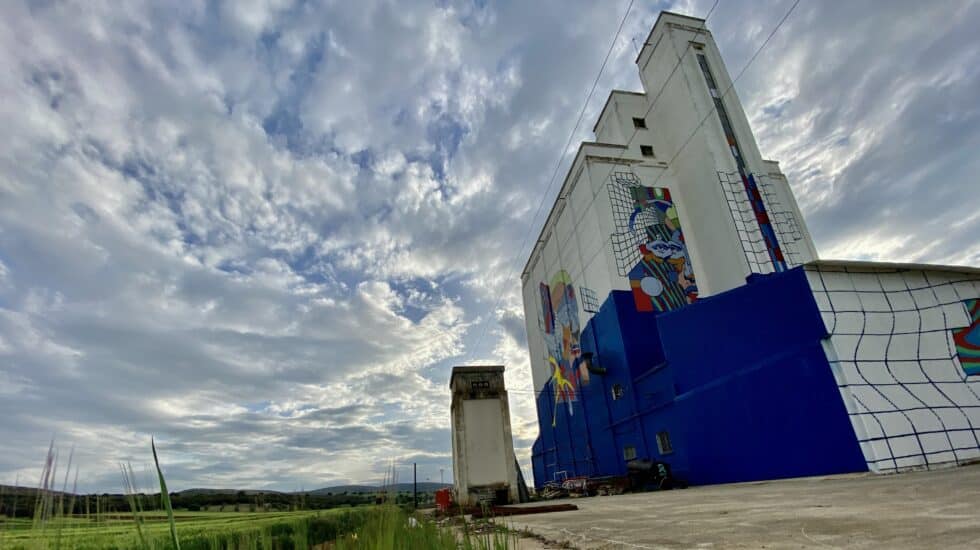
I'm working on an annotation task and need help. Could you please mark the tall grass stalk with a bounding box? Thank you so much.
[52,446,74,550]
[120,461,148,549]
[32,442,55,530]
[151,438,180,550]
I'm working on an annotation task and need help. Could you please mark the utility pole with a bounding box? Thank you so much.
[412,462,417,510]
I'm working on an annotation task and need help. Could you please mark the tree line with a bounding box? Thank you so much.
[0,489,383,517]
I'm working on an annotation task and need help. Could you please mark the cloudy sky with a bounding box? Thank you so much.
[1,0,978,493]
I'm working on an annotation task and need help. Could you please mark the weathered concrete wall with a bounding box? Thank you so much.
[450,365,520,505]
[461,399,508,486]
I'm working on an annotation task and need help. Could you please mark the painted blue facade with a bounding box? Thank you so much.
[531,267,868,488]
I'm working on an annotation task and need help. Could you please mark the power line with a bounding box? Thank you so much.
[465,0,637,363]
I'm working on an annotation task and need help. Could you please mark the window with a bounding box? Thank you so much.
[640,145,655,157]
[611,384,624,400]
[656,431,673,455]
[632,117,647,129]
[623,445,637,461]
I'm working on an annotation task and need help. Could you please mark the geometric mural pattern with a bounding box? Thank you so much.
[609,171,654,276]
[537,270,588,423]
[718,170,777,275]
[718,171,807,274]
[579,286,601,314]
[696,51,787,273]
[755,174,806,266]
[954,299,980,376]
[807,264,980,473]
[608,171,697,312]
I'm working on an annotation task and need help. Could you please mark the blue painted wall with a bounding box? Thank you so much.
[530,267,867,488]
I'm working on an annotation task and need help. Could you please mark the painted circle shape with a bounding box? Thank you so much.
[640,276,664,297]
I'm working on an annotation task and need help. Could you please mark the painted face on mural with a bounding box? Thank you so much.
[623,184,699,312]
[645,238,685,260]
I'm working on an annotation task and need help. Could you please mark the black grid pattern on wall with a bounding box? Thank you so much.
[608,171,663,277]
[807,265,980,473]
[755,174,805,267]
[718,170,774,275]
[580,286,601,314]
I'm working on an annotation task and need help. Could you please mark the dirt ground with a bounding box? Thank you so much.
[502,464,980,549]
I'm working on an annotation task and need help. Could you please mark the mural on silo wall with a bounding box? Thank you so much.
[954,299,980,376]
[531,170,703,425]
[609,172,697,312]
[538,270,588,424]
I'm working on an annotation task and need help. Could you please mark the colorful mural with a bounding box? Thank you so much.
[696,52,787,272]
[625,186,698,312]
[538,270,588,425]
[954,299,980,376]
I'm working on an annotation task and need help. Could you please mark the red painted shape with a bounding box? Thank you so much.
[631,285,654,312]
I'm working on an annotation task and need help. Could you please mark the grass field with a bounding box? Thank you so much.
[0,508,372,549]
[1,506,521,549]
[1,446,518,548]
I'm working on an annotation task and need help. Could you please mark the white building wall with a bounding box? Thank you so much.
[522,149,636,391]
[760,161,820,266]
[462,399,510,485]
[526,12,822,394]
[450,366,521,505]
[635,17,755,295]
[637,13,816,285]
[522,152,689,391]
[806,262,980,472]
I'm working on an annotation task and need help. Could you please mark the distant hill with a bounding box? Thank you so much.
[173,482,450,496]
[175,488,285,496]
[306,485,375,495]
[1,482,451,497]
[0,484,54,496]
[308,482,450,495]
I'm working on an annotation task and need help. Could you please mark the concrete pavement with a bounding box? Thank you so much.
[504,465,980,549]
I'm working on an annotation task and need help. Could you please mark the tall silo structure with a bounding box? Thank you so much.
[450,365,521,505]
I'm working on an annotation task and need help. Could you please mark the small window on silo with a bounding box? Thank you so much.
[623,445,637,461]
[632,117,647,129]
[640,145,655,157]
[611,384,624,400]
[657,431,674,455]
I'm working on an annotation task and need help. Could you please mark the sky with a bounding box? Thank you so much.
[1,0,979,493]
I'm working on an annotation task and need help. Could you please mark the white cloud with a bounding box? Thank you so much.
[0,0,977,491]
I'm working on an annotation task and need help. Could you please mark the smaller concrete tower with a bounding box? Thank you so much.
[450,365,520,505]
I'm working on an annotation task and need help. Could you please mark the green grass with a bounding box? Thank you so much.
[1,507,523,549]
[0,508,373,549]
[151,439,179,550]
[334,506,519,550]
[2,442,520,549]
